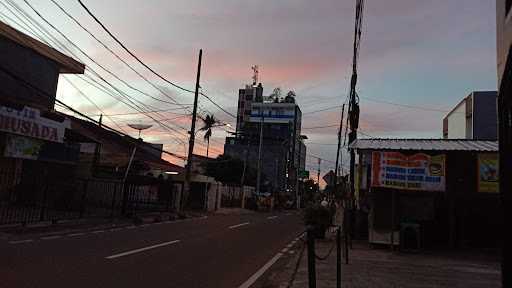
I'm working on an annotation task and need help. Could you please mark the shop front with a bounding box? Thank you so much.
[0,104,80,225]
[351,139,501,249]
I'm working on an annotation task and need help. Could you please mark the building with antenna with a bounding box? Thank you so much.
[225,73,306,204]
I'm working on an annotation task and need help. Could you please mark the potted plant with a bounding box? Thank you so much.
[304,203,332,239]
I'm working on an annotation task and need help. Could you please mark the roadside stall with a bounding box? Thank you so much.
[350,139,501,249]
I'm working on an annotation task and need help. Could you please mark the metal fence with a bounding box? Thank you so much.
[0,173,177,226]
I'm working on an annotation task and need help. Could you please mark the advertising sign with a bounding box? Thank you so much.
[477,153,499,193]
[4,135,43,160]
[0,105,69,143]
[371,152,445,191]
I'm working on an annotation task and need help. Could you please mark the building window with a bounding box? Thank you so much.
[245,94,253,101]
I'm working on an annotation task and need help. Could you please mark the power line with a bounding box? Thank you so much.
[303,105,343,115]
[302,123,339,130]
[88,107,191,117]
[76,0,236,119]
[0,63,187,160]
[12,1,192,146]
[63,76,128,133]
[48,0,193,109]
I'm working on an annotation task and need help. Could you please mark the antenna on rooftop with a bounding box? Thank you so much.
[127,123,152,139]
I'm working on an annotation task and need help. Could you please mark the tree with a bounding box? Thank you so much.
[202,155,261,187]
[199,114,217,157]
[270,87,282,103]
[284,90,296,103]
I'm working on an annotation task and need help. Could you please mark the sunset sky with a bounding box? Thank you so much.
[0,0,498,182]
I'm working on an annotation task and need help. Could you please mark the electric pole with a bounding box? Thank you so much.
[183,49,202,211]
[256,114,264,195]
[347,0,364,244]
[317,158,321,187]
[348,0,364,201]
[334,103,346,197]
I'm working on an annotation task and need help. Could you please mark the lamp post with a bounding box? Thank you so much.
[295,135,308,209]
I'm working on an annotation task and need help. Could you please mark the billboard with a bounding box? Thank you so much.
[477,153,499,193]
[0,105,69,143]
[371,152,445,191]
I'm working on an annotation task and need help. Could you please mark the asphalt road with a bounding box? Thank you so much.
[0,211,304,288]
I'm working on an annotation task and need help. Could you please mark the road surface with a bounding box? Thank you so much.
[0,212,304,288]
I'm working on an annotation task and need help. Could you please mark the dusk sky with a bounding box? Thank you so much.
[0,0,498,181]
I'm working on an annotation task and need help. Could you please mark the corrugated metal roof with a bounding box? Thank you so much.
[349,139,498,152]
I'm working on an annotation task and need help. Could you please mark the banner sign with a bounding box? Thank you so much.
[4,135,43,160]
[477,153,499,193]
[0,105,69,143]
[371,152,445,191]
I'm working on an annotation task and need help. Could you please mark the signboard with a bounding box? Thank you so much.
[299,170,309,179]
[0,105,69,143]
[477,153,499,193]
[371,152,445,191]
[4,135,43,160]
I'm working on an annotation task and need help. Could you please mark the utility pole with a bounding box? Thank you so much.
[256,114,264,195]
[295,139,302,209]
[334,104,346,199]
[183,49,202,211]
[317,158,321,187]
[348,0,364,201]
[347,0,364,244]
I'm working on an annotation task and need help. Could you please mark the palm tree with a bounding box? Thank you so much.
[199,114,217,157]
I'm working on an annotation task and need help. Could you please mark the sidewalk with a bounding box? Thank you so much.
[285,231,501,288]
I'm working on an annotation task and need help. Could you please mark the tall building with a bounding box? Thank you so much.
[496,1,511,286]
[442,91,498,140]
[225,83,306,199]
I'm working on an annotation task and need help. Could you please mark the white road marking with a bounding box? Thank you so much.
[286,243,293,248]
[68,233,86,237]
[267,216,278,220]
[288,250,295,254]
[228,222,250,229]
[92,230,105,234]
[238,252,283,288]
[126,226,136,229]
[281,248,289,253]
[9,239,34,244]
[109,228,122,232]
[105,240,180,259]
[140,224,150,227]
[41,235,61,240]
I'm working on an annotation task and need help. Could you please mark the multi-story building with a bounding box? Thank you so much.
[496,0,511,285]
[225,83,306,200]
[442,91,498,140]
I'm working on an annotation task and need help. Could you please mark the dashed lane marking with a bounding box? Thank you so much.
[92,230,105,234]
[9,239,34,244]
[267,216,278,220]
[41,235,61,240]
[105,240,180,259]
[68,233,86,237]
[228,222,250,229]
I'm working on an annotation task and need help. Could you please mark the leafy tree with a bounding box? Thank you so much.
[202,155,261,186]
[284,90,296,103]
